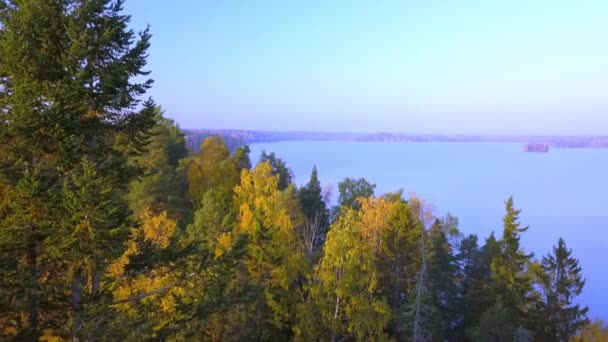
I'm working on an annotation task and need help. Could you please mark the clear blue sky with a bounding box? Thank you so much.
[124,0,608,134]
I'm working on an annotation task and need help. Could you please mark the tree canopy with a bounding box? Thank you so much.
[0,1,598,340]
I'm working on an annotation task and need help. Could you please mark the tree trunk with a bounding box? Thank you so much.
[27,241,38,335]
[71,268,85,341]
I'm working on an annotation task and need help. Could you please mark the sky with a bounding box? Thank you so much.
[124,0,608,134]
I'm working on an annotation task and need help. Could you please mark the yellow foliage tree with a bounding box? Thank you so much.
[186,136,239,209]
[107,208,186,337]
[231,162,306,340]
[571,320,608,342]
[302,205,392,341]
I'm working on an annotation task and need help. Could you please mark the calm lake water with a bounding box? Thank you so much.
[249,141,608,319]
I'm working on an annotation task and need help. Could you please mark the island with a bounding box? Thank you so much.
[523,143,550,153]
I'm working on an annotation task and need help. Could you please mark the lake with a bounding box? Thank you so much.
[249,141,608,319]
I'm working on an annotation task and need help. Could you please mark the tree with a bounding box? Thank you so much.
[426,219,460,341]
[61,159,128,338]
[572,320,608,342]
[232,162,305,340]
[126,107,189,222]
[373,196,422,339]
[233,145,252,173]
[303,206,391,341]
[407,220,434,342]
[186,136,238,209]
[537,238,589,341]
[0,0,154,338]
[297,166,329,258]
[259,151,293,190]
[337,177,376,209]
[455,234,497,340]
[470,302,515,342]
[490,197,536,327]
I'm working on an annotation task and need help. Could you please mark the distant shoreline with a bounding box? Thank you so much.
[183,129,608,152]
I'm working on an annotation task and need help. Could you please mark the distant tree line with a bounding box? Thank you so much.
[0,1,602,341]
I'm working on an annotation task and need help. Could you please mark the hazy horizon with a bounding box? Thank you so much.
[125,0,608,135]
[181,127,608,137]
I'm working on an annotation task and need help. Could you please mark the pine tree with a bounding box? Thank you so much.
[537,238,589,341]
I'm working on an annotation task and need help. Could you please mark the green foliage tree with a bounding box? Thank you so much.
[470,301,515,342]
[426,219,460,341]
[231,162,305,340]
[0,0,154,339]
[234,145,252,173]
[0,1,596,339]
[455,233,498,340]
[126,106,189,221]
[537,238,589,341]
[375,197,422,339]
[337,177,376,209]
[186,136,238,209]
[260,151,293,190]
[297,166,329,258]
[490,197,536,328]
[305,206,391,341]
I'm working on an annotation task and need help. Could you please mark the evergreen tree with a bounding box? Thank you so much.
[297,166,329,257]
[233,145,252,173]
[0,0,154,338]
[427,219,460,341]
[126,106,189,221]
[490,197,535,327]
[537,238,589,341]
[259,151,293,190]
[470,301,515,342]
[376,197,422,339]
[455,234,491,340]
[409,223,433,342]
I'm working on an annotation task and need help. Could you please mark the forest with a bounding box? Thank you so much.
[0,1,607,341]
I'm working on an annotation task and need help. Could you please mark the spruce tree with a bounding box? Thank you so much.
[538,238,589,341]
[233,145,252,173]
[490,197,535,327]
[126,106,189,221]
[259,151,293,190]
[0,0,154,338]
[297,166,329,257]
[427,219,460,341]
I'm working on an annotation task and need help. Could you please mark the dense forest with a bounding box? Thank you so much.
[0,1,606,341]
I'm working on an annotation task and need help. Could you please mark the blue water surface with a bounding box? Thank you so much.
[249,141,608,319]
